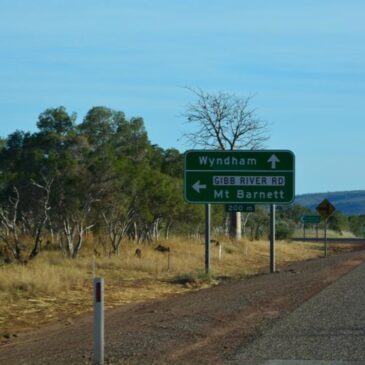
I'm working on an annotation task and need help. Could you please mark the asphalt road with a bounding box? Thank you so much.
[233,261,365,365]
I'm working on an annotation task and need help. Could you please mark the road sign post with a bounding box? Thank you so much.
[316,199,336,257]
[205,204,211,274]
[316,223,319,241]
[324,219,328,257]
[270,204,276,273]
[184,150,295,204]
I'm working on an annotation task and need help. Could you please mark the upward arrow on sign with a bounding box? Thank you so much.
[268,154,280,169]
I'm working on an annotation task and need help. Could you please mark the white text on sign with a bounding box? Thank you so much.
[213,176,285,186]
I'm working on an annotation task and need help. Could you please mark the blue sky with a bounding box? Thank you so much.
[0,0,364,195]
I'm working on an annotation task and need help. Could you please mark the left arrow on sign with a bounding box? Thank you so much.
[192,180,207,193]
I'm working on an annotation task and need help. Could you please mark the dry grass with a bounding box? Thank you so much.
[0,236,352,333]
[294,228,356,238]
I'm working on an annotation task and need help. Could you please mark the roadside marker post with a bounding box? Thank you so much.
[218,242,222,263]
[94,277,104,365]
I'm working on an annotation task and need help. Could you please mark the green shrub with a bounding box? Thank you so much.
[276,221,295,240]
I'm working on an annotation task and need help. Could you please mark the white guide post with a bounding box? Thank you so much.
[94,277,104,365]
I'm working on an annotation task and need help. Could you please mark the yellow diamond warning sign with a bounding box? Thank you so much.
[316,199,336,220]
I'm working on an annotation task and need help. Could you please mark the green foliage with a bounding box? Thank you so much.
[2,104,327,257]
[275,221,295,240]
[348,215,365,237]
[328,211,349,235]
[0,105,208,257]
[37,106,76,135]
[246,207,269,240]
[277,204,311,224]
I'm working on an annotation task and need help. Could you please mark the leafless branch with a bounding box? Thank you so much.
[182,87,269,150]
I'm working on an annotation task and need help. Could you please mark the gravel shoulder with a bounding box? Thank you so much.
[1,250,365,365]
[233,258,365,364]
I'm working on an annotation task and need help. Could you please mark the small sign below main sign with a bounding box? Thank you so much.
[184,150,295,204]
[316,199,336,220]
[301,215,321,224]
[225,204,255,213]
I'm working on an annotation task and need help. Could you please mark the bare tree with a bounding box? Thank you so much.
[28,176,53,259]
[59,192,95,259]
[183,88,269,239]
[0,178,53,262]
[0,187,23,262]
[102,207,133,255]
[183,88,268,150]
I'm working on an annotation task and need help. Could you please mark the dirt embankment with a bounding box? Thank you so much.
[1,249,365,365]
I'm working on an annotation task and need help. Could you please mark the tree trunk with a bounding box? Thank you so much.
[72,233,83,258]
[165,220,172,240]
[29,214,48,260]
[29,226,43,259]
[133,222,138,242]
[229,212,241,240]
[241,213,250,239]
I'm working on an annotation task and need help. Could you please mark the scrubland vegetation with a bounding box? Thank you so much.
[0,234,346,333]
[0,106,363,335]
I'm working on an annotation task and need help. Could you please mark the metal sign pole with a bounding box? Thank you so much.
[270,204,276,273]
[94,277,104,365]
[316,223,319,242]
[316,199,335,255]
[324,218,328,257]
[205,204,211,274]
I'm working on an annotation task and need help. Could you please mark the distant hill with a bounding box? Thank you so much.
[295,190,365,216]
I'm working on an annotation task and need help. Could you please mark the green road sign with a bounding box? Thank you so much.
[184,150,295,204]
[225,204,255,213]
[301,215,321,224]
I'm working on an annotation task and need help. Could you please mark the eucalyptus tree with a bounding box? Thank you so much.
[328,211,349,235]
[0,107,97,260]
[182,88,269,239]
[0,130,50,261]
[37,106,76,135]
[78,106,126,147]
[161,148,184,178]
[79,106,155,249]
[247,207,270,241]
